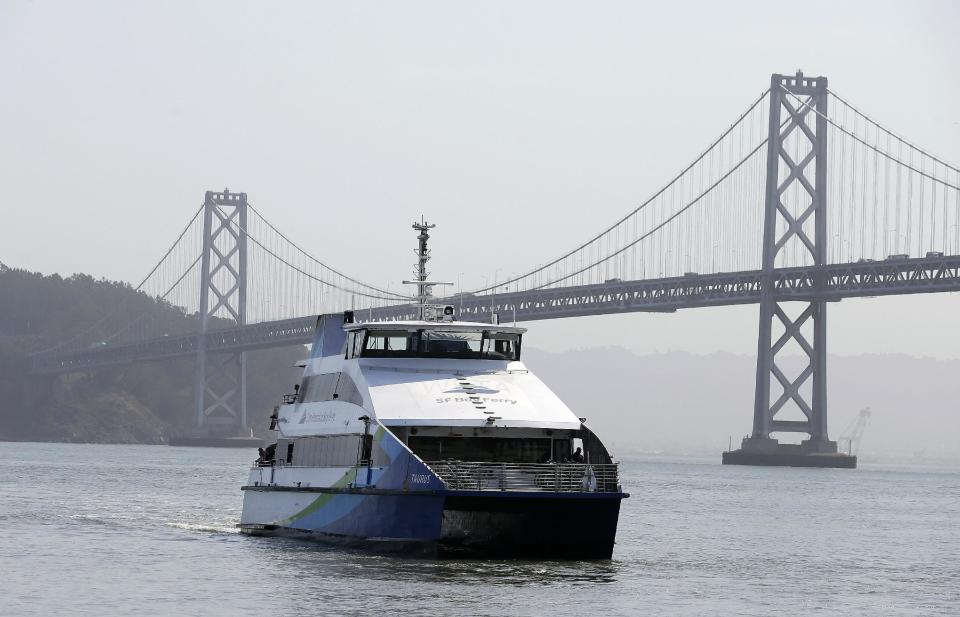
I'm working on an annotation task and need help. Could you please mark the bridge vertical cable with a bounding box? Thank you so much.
[31,205,206,355]
[31,197,415,361]
[794,89,960,263]
[238,206,412,322]
[465,89,774,294]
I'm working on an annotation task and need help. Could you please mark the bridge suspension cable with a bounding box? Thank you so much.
[783,89,960,191]
[33,195,420,354]
[225,213,414,304]
[461,81,960,296]
[464,88,769,294]
[827,89,960,175]
[132,203,204,290]
[531,134,771,289]
[776,87,960,262]
[467,88,775,293]
[79,254,205,348]
[247,204,411,300]
[31,204,206,354]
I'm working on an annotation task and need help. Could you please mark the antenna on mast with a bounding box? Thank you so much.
[402,217,453,320]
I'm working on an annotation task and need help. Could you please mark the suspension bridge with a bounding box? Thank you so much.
[28,72,960,466]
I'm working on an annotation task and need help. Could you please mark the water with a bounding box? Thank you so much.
[2,442,958,616]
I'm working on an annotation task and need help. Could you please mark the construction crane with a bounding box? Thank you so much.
[838,407,872,455]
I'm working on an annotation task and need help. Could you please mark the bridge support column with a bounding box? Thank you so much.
[723,72,854,468]
[176,189,257,446]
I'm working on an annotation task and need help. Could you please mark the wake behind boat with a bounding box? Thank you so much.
[239,222,628,558]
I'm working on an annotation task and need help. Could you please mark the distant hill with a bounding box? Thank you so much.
[522,346,960,464]
[0,264,303,443]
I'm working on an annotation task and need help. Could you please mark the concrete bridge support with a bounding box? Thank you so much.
[724,72,854,468]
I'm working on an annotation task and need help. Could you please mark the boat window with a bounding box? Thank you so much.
[408,436,550,463]
[362,330,417,357]
[298,372,363,406]
[285,434,376,467]
[351,332,365,358]
[481,332,521,361]
[419,330,483,358]
[355,329,521,360]
[334,373,364,406]
[300,373,338,402]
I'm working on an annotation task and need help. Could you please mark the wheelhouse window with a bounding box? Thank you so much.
[481,332,520,360]
[419,330,482,358]
[352,329,521,360]
[360,330,417,357]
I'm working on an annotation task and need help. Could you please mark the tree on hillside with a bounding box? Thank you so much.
[0,263,304,443]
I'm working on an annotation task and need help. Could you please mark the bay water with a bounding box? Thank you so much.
[2,442,958,616]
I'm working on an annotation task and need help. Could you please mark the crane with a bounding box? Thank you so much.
[838,407,871,455]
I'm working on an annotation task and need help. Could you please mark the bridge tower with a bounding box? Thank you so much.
[725,72,852,467]
[192,188,249,439]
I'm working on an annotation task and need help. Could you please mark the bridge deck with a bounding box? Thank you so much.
[29,255,960,375]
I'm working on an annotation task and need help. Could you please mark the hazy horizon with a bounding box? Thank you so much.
[522,345,960,462]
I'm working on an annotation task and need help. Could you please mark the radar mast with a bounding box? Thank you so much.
[402,217,452,320]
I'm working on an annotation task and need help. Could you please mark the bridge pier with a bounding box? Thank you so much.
[723,72,855,469]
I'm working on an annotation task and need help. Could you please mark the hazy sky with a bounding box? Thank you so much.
[2,1,959,357]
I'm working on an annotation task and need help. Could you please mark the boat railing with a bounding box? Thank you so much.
[424,461,620,493]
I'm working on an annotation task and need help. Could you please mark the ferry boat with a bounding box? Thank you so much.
[239,223,628,558]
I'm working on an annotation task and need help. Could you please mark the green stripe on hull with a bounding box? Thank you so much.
[271,467,359,527]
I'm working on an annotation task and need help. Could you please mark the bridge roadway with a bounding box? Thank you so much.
[30,255,960,375]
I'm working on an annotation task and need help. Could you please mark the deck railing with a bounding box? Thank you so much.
[424,461,620,493]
